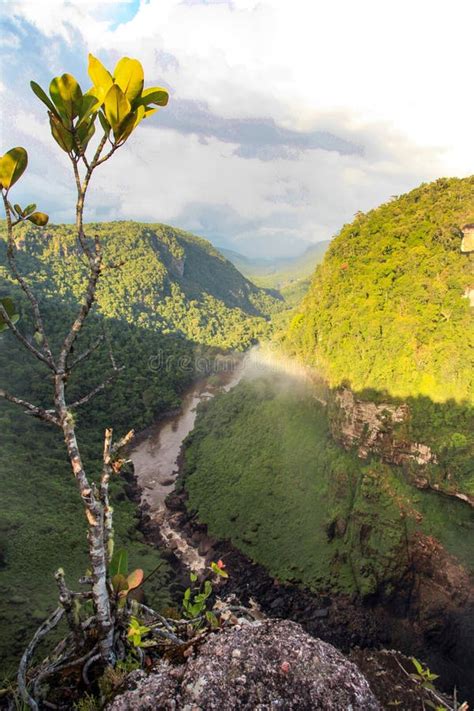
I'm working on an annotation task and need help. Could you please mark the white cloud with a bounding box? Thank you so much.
[2,0,473,255]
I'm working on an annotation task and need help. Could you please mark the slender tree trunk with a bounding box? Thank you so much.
[55,376,115,663]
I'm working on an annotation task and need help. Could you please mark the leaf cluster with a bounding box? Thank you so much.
[109,548,144,607]
[31,54,169,155]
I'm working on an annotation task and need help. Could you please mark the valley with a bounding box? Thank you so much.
[1,178,473,705]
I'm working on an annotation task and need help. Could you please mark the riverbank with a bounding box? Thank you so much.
[127,364,473,704]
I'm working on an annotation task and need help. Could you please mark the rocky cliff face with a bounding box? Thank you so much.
[329,388,436,465]
[170,254,185,278]
[328,387,474,506]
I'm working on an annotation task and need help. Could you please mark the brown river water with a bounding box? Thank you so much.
[129,359,246,571]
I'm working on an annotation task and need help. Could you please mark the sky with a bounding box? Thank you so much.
[1,0,474,257]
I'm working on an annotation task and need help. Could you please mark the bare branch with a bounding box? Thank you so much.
[70,126,91,172]
[33,643,99,705]
[71,156,93,261]
[62,134,120,370]
[18,607,65,711]
[68,334,104,371]
[151,627,185,645]
[82,653,101,686]
[55,568,84,646]
[58,252,102,372]
[101,428,114,563]
[111,429,135,455]
[104,326,118,371]
[67,367,124,410]
[90,133,109,171]
[0,388,60,426]
[78,576,94,586]
[71,133,110,261]
[94,143,117,169]
[0,302,55,370]
[1,193,56,369]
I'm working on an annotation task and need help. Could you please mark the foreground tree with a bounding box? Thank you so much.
[0,54,169,706]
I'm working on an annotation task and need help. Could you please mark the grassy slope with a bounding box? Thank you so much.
[182,378,474,596]
[181,179,474,597]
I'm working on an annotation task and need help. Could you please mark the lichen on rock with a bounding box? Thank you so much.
[107,619,380,710]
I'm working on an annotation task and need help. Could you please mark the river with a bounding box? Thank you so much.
[129,358,246,571]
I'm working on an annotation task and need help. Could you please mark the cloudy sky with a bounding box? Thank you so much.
[1,0,474,257]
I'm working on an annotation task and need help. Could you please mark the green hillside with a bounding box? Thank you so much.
[0,221,276,675]
[1,220,280,350]
[181,179,474,604]
[182,376,474,593]
[285,178,474,403]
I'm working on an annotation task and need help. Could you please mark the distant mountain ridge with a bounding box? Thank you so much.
[221,241,330,290]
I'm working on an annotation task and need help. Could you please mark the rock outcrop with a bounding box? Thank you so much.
[171,254,185,278]
[460,223,474,252]
[330,388,436,466]
[108,620,380,710]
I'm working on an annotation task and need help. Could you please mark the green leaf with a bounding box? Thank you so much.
[132,104,158,131]
[114,111,136,144]
[77,92,101,127]
[13,204,23,217]
[190,572,198,583]
[0,147,28,190]
[49,73,83,121]
[111,573,129,594]
[27,211,49,226]
[135,86,169,109]
[88,54,113,101]
[205,611,219,628]
[0,297,20,333]
[110,548,128,577]
[49,113,74,153]
[104,84,132,141]
[210,561,228,578]
[143,106,158,119]
[98,111,111,136]
[75,118,96,154]
[30,80,59,117]
[113,57,144,103]
[23,203,36,216]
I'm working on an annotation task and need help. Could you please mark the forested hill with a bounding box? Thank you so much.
[285,177,474,404]
[0,221,281,349]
